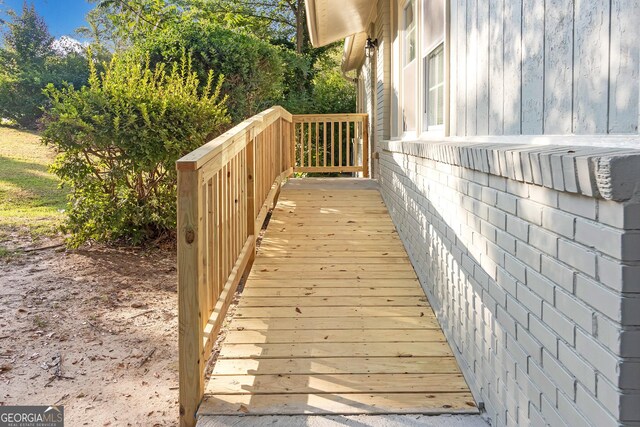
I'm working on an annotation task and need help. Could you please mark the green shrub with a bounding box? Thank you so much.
[310,47,356,114]
[0,2,91,129]
[42,53,229,246]
[139,21,285,123]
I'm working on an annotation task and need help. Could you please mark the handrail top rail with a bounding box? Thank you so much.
[177,105,292,171]
[292,112,368,121]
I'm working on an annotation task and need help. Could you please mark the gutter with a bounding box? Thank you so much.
[342,69,357,84]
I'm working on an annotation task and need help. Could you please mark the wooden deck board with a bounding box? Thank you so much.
[207,373,470,394]
[200,180,478,416]
[228,316,443,330]
[211,356,462,376]
[199,393,478,415]
[223,329,445,344]
[240,287,426,297]
[237,296,429,307]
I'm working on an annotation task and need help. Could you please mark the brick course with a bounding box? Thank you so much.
[378,141,640,426]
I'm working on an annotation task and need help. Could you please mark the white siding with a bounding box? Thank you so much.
[488,0,504,135]
[608,0,640,133]
[451,0,640,136]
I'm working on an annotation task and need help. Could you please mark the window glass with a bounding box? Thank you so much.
[403,1,416,65]
[427,44,444,127]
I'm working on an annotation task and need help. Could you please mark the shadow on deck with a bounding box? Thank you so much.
[197,178,478,418]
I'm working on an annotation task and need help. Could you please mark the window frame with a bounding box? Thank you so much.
[403,0,416,67]
[398,0,418,137]
[424,42,445,132]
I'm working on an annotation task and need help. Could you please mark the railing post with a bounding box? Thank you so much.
[177,168,205,427]
[363,114,369,178]
[246,131,256,249]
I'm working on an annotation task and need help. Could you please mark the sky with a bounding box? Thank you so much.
[2,0,93,38]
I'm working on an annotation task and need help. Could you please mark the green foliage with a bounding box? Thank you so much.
[0,3,90,128]
[310,47,356,113]
[185,0,308,52]
[0,2,53,128]
[42,53,230,246]
[0,69,46,128]
[281,45,356,115]
[1,2,53,69]
[139,21,286,123]
[88,0,180,47]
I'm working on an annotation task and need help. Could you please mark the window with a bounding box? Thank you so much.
[403,1,416,65]
[426,44,444,128]
[400,0,418,133]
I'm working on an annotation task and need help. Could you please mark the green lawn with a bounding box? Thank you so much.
[0,126,67,242]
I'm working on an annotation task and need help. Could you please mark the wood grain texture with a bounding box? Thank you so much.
[608,0,640,133]
[240,287,426,297]
[223,329,445,344]
[573,0,610,133]
[219,342,455,359]
[476,0,490,135]
[200,392,478,416]
[465,0,478,135]
[207,373,470,394]
[211,356,461,376]
[522,0,544,134]
[454,0,467,136]
[543,0,573,134]
[228,316,442,331]
[200,181,476,417]
[237,296,428,307]
[502,0,521,134]
[488,0,504,134]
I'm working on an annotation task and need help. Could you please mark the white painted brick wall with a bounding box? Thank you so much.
[377,142,640,427]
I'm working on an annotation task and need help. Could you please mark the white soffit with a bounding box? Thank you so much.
[305,0,376,47]
[342,32,367,71]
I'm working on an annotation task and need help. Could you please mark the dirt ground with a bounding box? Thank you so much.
[0,239,180,426]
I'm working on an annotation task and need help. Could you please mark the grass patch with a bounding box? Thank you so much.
[0,126,67,241]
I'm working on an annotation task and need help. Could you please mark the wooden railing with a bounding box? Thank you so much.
[176,106,292,427]
[176,108,368,427]
[292,113,368,176]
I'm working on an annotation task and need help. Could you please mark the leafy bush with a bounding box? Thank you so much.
[139,21,285,123]
[42,53,229,246]
[0,2,90,128]
[310,47,356,114]
[0,69,47,128]
[279,45,356,115]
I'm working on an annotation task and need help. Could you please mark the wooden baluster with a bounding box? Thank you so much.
[330,122,335,167]
[289,122,297,169]
[363,114,369,178]
[346,120,351,167]
[323,122,327,167]
[216,172,223,297]
[307,121,311,168]
[233,155,239,260]
[225,163,232,275]
[314,122,319,168]
[246,132,255,256]
[299,123,303,169]
[338,121,343,168]
[354,120,360,172]
[207,179,214,309]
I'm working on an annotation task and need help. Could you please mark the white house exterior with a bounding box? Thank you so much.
[306,1,640,426]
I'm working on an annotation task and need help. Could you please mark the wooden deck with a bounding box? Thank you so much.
[198,178,478,416]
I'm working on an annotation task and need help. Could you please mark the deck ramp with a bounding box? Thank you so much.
[198,178,478,416]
